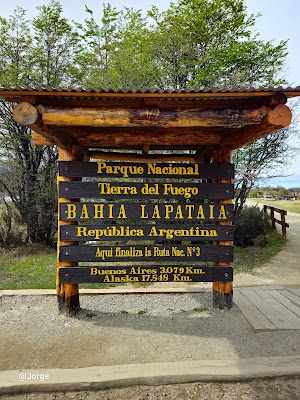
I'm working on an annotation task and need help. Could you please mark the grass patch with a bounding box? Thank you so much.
[0,244,56,290]
[233,229,285,274]
[194,307,207,313]
[249,198,300,214]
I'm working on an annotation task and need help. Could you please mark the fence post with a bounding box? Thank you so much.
[281,209,287,239]
[270,207,276,229]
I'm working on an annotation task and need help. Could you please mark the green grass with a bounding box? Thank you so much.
[233,230,285,274]
[0,244,56,290]
[0,229,285,289]
[249,198,300,214]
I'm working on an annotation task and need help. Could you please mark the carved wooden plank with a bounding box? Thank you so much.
[59,244,233,263]
[59,265,233,284]
[60,224,234,242]
[58,161,234,179]
[59,202,234,223]
[59,181,234,200]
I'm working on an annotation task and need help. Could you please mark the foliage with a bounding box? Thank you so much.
[0,1,81,247]
[147,0,287,89]
[31,0,81,86]
[234,205,272,247]
[75,5,160,89]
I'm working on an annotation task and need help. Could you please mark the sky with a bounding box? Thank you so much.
[1,0,300,188]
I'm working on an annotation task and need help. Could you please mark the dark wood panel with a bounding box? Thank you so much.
[59,161,234,179]
[59,181,234,200]
[59,202,234,222]
[59,265,233,283]
[59,244,233,262]
[60,224,234,242]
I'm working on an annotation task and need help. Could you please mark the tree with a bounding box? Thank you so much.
[233,101,299,219]
[0,2,80,246]
[0,103,57,245]
[31,0,81,86]
[76,5,160,89]
[0,7,32,86]
[147,0,287,89]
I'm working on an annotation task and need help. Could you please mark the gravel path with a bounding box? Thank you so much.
[1,293,300,371]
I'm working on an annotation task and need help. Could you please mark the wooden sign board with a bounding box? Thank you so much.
[59,161,234,179]
[58,160,234,286]
[60,244,233,263]
[60,224,234,242]
[59,266,233,284]
[59,181,234,200]
[59,202,234,222]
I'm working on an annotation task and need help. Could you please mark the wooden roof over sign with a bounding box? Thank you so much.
[0,86,299,161]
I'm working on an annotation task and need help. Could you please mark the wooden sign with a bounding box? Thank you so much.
[59,244,233,263]
[59,265,233,284]
[60,224,234,242]
[59,202,234,222]
[59,181,234,200]
[58,160,235,289]
[59,161,234,179]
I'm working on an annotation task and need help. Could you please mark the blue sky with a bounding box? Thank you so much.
[1,0,300,188]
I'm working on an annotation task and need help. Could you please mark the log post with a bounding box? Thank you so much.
[57,145,82,316]
[213,149,233,309]
[281,209,287,239]
[270,207,276,229]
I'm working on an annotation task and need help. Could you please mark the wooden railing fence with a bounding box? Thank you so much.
[263,205,289,239]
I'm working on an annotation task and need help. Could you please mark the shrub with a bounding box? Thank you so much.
[234,206,272,247]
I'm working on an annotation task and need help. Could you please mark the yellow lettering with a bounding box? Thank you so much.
[67,204,76,219]
[196,205,205,219]
[175,205,184,219]
[218,205,227,220]
[165,205,173,219]
[97,162,106,174]
[80,204,89,219]
[76,226,86,237]
[94,204,104,219]
[118,204,127,219]
[140,205,149,219]
[152,205,161,219]
[90,268,99,275]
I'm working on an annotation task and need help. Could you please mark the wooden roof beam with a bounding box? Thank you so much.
[13,102,73,150]
[40,106,270,128]
[221,104,292,151]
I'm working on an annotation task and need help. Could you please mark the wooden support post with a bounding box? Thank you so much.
[213,149,233,309]
[270,207,276,229]
[281,209,287,239]
[57,145,82,316]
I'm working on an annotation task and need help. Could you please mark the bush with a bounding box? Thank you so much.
[234,206,272,247]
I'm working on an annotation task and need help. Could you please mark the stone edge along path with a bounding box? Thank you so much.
[1,356,300,395]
